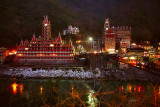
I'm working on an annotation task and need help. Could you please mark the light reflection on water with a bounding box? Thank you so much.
[19,84,24,95]
[85,84,98,107]
[11,83,19,95]
[40,86,43,95]
[0,79,160,106]
[11,83,24,95]
[121,84,145,93]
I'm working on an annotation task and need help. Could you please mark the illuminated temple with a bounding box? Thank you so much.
[16,16,74,64]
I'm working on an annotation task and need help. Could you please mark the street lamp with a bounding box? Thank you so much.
[89,37,93,41]
[89,37,93,53]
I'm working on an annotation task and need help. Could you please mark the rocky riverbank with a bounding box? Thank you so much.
[0,67,160,82]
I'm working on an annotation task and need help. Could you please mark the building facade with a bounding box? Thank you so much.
[63,25,79,35]
[103,29,116,54]
[123,48,144,65]
[103,18,131,53]
[113,26,131,49]
[139,41,153,50]
[16,16,74,64]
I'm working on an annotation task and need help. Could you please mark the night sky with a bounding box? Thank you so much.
[0,0,160,47]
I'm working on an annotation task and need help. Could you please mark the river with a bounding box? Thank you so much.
[0,78,159,107]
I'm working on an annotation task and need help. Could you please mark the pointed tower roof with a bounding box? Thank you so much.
[20,40,23,47]
[24,39,29,45]
[69,39,72,47]
[107,28,113,33]
[32,33,36,41]
[57,32,62,42]
[44,16,48,23]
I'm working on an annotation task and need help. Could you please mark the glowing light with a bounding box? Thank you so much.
[19,84,24,95]
[86,85,98,107]
[108,52,116,54]
[76,40,81,44]
[141,62,145,65]
[128,85,132,92]
[123,57,128,59]
[134,86,136,91]
[18,54,22,56]
[89,37,93,41]
[131,43,136,46]
[130,57,135,60]
[138,86,141,92]
[50,44,54,47]
[108,48,116,54]
[40,86,43,95]
[11,83,19,95]
[44,24,48,26]
[9,50,17,55]
[53,54,56,56]
[121,86,124,91]
[94,51,97,54]
[108,49,115,51]
[71,85,74,90]
[25,48,29,50]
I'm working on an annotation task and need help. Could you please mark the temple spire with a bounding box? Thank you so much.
[44,16,48,23]
[69,39,72,47]
[42,15,52,40]
[104,18,110,31]
[57,32,62,42]
[20,39,23,47]
[32,33,36,41]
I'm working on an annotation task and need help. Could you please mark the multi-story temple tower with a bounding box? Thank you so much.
[16,16,74,64]
[104,18,110,34]
[42,16,52,40]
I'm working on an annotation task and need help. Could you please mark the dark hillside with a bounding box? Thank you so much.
[0,0,160,47]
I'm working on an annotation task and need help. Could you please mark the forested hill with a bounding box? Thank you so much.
[0,0,160,47]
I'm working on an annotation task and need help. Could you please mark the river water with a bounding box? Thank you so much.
[0,78,160,107]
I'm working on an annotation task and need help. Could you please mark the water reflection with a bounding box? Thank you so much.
[3,80,160,106]
[85,84,98,107]
[119,84,145,93]
[11,83,24,95]
[11,83,19,95]
[40,86,43,95]
[19,84,24,95]
[128,84,132,92]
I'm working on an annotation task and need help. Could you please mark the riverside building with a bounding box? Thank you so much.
[103,28,116,54]
[103,18,131,54]
[16,16,74,64]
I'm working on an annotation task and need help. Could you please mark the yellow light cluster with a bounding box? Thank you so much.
[76,40,81,44]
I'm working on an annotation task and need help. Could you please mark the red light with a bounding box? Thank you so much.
[138,86,141,92]
[11,83,19,95]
